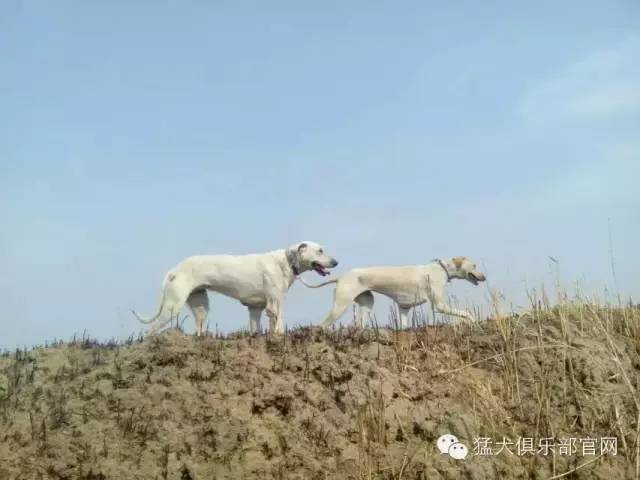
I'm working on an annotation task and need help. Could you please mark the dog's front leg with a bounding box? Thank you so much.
[398,306,411,329]
[433,302,475,322]
[265,296,284,334]
[274,310,285,334]
[262,269,287,334]
[430,292,475,323]
[248,307,263,333]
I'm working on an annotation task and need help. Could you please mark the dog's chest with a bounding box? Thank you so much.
[206,279,265,302]
[373,277,431,307]
[389,289,430,307]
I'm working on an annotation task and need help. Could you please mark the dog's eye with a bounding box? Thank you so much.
[318,249,324,254]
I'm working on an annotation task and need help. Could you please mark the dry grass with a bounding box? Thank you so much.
[0,291,638,479]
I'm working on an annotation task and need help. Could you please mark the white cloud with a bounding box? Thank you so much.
[519,36,640,123]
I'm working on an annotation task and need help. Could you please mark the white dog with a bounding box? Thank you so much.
[132,241,338,335]
[299,256,486,329]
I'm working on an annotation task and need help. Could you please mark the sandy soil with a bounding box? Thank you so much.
[0,305,638,479]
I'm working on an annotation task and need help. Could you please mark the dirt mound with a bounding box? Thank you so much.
[1,304,638,479]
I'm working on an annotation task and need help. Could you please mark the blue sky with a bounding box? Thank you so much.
[1,1,639,349]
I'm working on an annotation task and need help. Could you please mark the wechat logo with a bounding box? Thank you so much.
[437,434,469,460]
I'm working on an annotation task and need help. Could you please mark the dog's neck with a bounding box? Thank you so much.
[433,259,451,282]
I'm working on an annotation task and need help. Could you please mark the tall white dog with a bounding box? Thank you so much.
[132,241,338,335]
[299,256,486,329]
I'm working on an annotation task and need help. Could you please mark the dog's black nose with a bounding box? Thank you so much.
[331,258,339,267]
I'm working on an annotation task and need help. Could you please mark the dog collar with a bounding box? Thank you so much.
[433,258,451,282]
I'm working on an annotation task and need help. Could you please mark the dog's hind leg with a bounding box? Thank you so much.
[186,289,210,336]
[147,273,194,335]
[321,283,364,329]
[354,291,374,328]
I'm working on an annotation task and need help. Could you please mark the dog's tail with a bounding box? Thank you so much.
[131,273,171,324]
[131,291,167,324]
[296,276,339,288]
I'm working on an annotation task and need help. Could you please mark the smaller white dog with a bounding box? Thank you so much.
[299,256,486,329]
[132,241,338,335]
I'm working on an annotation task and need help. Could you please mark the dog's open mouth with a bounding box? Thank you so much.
[468,273,480,285]
[312,262,331,276]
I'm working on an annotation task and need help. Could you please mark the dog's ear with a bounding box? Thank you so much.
[286,248,301,272]
[452,256,465,270]
[297,242,308,252]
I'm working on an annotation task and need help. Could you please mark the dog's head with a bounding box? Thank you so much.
[447,256,486,285]
[286,241,338,276]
